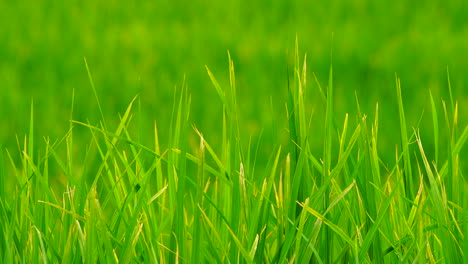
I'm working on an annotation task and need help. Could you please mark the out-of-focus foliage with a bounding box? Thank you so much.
[1,0,466,160]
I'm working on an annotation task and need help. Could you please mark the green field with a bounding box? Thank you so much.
[1,1,467,263]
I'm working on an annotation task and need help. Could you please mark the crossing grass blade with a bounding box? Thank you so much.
[358,173,400,262]
[299,201,355,248]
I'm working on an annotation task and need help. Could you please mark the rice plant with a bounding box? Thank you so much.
[0,41,467,263]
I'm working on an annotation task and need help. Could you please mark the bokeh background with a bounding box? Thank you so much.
[1,0,467,168]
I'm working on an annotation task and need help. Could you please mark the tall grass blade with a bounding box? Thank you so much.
[395,76,413,199]
[84,57,107,130]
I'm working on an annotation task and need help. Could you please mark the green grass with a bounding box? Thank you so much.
[0,42,467,263]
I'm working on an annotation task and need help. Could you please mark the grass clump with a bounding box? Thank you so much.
[0,43,467,263]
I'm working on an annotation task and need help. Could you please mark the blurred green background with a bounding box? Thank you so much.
[1,0,467,166]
